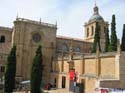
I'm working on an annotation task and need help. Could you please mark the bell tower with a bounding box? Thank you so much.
[84,4,109,52]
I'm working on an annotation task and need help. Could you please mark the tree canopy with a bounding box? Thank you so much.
[91,22,101,53]
[110,14,117,51]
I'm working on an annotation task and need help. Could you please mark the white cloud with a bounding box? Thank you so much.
[0,0,125,40]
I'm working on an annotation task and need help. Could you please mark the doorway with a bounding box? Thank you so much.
[62,76,66,88]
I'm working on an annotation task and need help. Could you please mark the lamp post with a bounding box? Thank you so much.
[67,49,75,93]
[68,59,76,93]
[67,39,76,93]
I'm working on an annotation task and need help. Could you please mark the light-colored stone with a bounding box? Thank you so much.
[0,4,125,93]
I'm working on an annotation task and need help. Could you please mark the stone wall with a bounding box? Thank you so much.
[51,52,119,93]
[13,18,57,85]
[0,26,12,76]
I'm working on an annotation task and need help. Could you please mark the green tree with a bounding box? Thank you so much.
[4,46,16,93]
[30,45,43,93]
[105,28,110,52]
[108,42,112,52]
[91,22,101,53]
[110,14,117,51]
[121,24,125,51]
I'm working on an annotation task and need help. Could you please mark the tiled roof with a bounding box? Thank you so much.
[56,35,86,42]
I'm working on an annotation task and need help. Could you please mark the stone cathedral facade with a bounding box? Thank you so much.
[0,5,125,93]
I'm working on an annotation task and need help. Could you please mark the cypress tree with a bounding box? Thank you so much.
[121,24,125,51]
[108,41,112,52]
[110,14,117,51]
[105,28,110,52]
[30,45,43,93]
[4,46,16,93]
[91,22,101,53]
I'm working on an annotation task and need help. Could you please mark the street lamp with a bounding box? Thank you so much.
[68,60,76,93]
[67,39,76,93]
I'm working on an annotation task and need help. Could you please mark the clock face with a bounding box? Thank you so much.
[32,33,41,43]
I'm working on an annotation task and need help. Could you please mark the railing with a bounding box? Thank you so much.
[16,18,57,28]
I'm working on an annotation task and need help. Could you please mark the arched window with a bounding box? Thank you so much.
[0,36,5,43]
[62,44,69,51]
[91,26,94,36]
[75,47,81,52]
[62,44,69,52]
[87,28,89,37]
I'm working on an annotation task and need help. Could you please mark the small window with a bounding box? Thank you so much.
[87,28,89,37]
[62,44,69,52]
[91,26,94,36]
[75,47,81,52]
[0,66,5,72]
[0,36,5,43]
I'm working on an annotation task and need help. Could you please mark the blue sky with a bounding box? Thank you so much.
[0,0,125,40]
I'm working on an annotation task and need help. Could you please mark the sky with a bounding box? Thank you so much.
[0,0,125,40]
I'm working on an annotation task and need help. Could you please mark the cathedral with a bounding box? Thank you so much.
[0,4,125,93]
